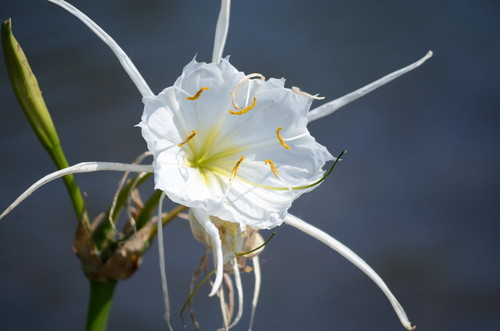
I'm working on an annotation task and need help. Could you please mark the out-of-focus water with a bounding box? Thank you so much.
[0,0,499,330]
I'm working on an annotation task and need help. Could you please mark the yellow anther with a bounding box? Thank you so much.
[276,127,291,150]
[178,129,197,147]
[185,87,209,100]
[229,97,257,115]
[230,156,245,182]
[265,159,279,178]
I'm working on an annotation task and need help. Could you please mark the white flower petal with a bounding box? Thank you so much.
[188,211,243,264]
[212,0,232,63]
[284,214,415,330]
[0,162,153,221]
[157,193,174,331]
[248,256,261,331]
[192,208,225,296]
[228,258,243,329]
[48,0,154,98]
[307,51,433,122]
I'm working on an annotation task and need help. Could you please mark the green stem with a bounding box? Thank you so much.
[86,279,117,331]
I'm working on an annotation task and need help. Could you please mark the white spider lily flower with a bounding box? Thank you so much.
[139,58,333,229]
[0,1,433,330]
[139,57,334,295]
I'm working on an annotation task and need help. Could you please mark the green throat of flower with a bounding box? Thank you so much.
[178,85,343,191]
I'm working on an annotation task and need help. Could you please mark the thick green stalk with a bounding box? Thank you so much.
[86,280,117,331]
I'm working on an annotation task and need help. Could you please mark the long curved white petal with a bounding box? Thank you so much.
[192,208,224,297]
[228,258,243,329]
[212,0,231,63]
[284,214,415,330]
[0,162,153,220]
[48,0,154,98]
[248,256,261,331]
[157,193,174,331]
[307,51,433,122]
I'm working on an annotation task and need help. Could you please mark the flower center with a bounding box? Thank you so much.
[181,86,250,182]
[180,83,291,187]
[179,82,335,191]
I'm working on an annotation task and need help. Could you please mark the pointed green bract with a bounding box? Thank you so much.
[2,19,60,151]
[2,18,88,220]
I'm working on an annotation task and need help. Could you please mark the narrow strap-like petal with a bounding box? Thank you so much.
[192,208,225,297]
[48,0,154,98]
[307,51,433,122]
[212,0,231,63]
[0,162,153,221]
[228,258,244,329]
[218,283,229,331]
[284,214,416,330]
[157,193,174,331]
[248,256,261,331]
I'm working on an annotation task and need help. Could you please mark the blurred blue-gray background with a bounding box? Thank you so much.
[1,0,499,330]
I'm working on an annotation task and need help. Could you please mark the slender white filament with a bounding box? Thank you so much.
[212,0,231,63]
[192,208,224,296]
[0,162,153,221]
[284,214,415,330]
[48,0,154,98]
[218,285,229,331]
[157,193,174,331]
[228,258,244,329]
[307,51,433,122]
[248,256,261,331]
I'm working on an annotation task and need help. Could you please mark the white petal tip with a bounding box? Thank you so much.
[405,324,416,330]
[421,50,433,63]
[413,51,433,68]
[208,273,223,297]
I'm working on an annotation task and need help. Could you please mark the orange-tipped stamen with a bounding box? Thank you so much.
[276,127,291,150]
[185,87,209,100]
[229,97,257,115]
[230,156,245,182]
[178,130,197,147]
[264,159,279,178]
